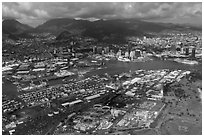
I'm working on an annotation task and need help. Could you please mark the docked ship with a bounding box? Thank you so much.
[118,57,130,62]
[54,70,75,78]
[173,58,199,65]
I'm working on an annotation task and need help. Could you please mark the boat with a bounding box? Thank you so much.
[54,70,75,77]
[118,57,130,62]
[173,58,199,65]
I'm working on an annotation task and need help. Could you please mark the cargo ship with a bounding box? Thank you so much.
[54,70,75,78]
[173,58,199,65]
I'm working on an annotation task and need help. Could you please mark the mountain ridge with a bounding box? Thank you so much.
[2,19,34,40]
[2,18,202,42]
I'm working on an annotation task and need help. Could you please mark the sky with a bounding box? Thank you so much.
[2,2,202,27]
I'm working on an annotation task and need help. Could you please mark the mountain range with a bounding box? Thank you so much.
[2,19,34,40]
[2,18,202,42]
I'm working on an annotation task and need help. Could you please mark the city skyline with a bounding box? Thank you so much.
[2,2,202,27]
[2,1,202,135]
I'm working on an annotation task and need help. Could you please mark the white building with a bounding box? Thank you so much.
[116,50,122,57]
[125,51,129,58]
[130,51,135,60]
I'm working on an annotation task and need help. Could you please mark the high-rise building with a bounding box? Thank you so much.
[135,50,141,58]
[97,47,103,54]
[130,51,135,60]
[185,48,189,55]
[189,47,193,53]
[104,47,109,54]
[93,46,97,53]
[180,47,184,54]
[191,48,196,58]
[54,49,57,54]
[116,50,122,57]
[102,50,105,55]
[125,51,129,58]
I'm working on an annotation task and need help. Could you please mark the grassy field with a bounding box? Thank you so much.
[160,76,202,135]
[161,117,202,135]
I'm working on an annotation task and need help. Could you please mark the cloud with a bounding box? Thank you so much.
[2,2,202,27]
[34,9,49,18]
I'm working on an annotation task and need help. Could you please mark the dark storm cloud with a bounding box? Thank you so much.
[2,2,202,27]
